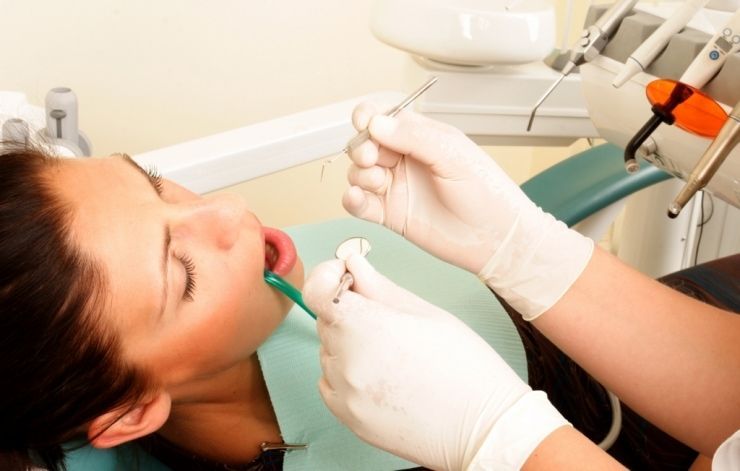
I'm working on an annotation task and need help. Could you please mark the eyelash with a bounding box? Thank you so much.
[145,166,165,194]
[176,253,197,302]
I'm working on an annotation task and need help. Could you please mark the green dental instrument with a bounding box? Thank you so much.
[263,270,317,320]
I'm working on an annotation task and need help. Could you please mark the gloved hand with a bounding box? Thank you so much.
[304,255,570,471]
[343,103,593,319]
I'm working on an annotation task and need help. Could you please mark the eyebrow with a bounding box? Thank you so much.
[119,154,170,321]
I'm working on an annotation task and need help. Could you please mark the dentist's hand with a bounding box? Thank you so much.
[304,256,569,471]
[342,104,593,319]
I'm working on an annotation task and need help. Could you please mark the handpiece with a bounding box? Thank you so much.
[679,8,740,87]
[527,0,638,131]
[623,9,740,172]
[668,99,740,218]
[613,0,710,88]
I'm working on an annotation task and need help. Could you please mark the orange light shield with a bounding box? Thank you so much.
[646,79,728,138]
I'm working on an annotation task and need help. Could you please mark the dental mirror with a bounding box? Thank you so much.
[333,237,372,303]
[335,236,372,261]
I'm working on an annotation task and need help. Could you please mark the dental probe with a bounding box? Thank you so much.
[332,273,354,304]
[613,0,710,88]
[342,76,438,154]
[319,76,439,182]
[668,99,740,218]
[527,0,638,131]
[624,9,740,172]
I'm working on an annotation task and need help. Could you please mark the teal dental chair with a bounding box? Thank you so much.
[62,144,670,470]
[521,143,669,229]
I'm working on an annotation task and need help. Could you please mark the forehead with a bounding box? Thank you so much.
[50,156,138,196]
[49,156,150,241]
[46,156,162,332]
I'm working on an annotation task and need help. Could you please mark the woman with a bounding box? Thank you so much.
[0,141,305,470]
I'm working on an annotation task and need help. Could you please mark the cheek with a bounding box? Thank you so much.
[182,231,304,364]
[193,260,287,353]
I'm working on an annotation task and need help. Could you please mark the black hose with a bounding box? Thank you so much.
[623,82,694,173]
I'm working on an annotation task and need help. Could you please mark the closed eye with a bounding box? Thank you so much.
[176,253,197,302]
[116,153,165,196]
[144,165,165,195]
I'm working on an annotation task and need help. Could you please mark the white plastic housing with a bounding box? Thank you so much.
[580,55,740,208]
[44,87,79,144]
[706,0,740,12]
[371,0,556,66]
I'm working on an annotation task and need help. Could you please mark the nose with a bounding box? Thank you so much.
[172,193,251,250]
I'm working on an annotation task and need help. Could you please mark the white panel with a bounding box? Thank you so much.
[133,92,404,194]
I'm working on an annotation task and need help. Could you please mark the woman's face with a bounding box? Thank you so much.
[48,155,304,388]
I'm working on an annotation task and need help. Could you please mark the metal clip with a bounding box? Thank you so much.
[260,441,309,453]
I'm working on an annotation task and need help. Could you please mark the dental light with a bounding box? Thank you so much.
[622,8,740,173]
[527,0,639,131]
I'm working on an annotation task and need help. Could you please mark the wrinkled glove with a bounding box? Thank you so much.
[304,255,569,470]
[342,103,593,319]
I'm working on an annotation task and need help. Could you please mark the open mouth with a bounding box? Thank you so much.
[263,227,297,276]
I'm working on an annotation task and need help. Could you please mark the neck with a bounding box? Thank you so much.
[158,355,281,464]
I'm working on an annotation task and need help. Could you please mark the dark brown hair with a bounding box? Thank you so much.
[0,142,152,470]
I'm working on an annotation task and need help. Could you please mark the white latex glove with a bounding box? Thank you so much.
[304,255,570,471]
[343,104,593,319]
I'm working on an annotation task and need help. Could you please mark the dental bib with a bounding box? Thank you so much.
[257,218,527,471]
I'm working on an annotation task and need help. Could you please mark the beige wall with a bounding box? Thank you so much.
[2,0,590,228]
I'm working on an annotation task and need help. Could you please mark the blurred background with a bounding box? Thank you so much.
[3,0,601,228]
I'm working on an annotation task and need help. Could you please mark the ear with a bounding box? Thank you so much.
[87,390,171,448]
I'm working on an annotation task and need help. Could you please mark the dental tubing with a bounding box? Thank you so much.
[263,270,316,320]
[613,0,711,88]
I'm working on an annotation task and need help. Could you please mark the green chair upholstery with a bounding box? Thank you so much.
[62,441,169,471]
[521,143,670,227]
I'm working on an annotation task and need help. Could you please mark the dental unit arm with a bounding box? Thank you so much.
[668,99,740,218]
[133,92,404,193]
[527,0,638,130]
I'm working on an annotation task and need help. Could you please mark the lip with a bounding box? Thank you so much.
[262,227,297,276]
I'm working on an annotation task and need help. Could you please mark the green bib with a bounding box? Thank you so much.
[258,218,526,471]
